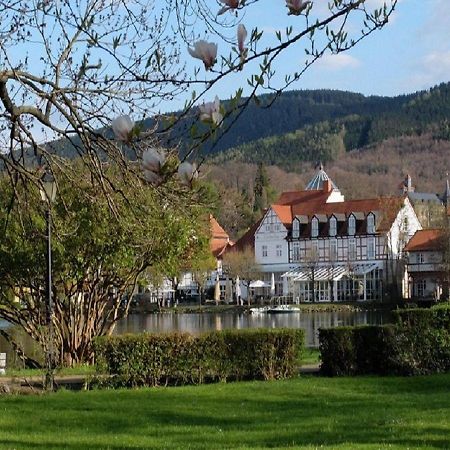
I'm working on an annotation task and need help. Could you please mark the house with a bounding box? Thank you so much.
[400,173,450,228]
[240,165,422,302]
[404,229,449,301]
[176,215,234,301]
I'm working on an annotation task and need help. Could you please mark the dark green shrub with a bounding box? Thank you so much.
[319,327,356,376]
[319,305,450,377]
[94,328,304,387]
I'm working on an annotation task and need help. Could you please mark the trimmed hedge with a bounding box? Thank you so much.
[94,328,304,387]
[320,303,450,376]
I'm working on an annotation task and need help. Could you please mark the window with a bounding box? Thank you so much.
[329,216,337,237]
[348,215,356,235]
[417,253,424,263]
[403,216,409,232]
[262,245,268,258]
[367,214,375,234]
[292,242,300,262]
[330,239,337,261]
[367,237,375,259]
[276,245,282,257]
[348,238,356,260]
[311,217,319,238]
[416,279,426,297]
[310,241,319,262]
[292,219,300,238]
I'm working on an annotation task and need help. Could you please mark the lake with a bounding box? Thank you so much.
[115,309,391,347]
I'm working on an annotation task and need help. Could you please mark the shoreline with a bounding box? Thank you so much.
[130,301,400,315]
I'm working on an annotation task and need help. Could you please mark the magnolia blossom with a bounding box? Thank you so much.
[237,24,248,65]
[188,40,218,70]
[111,115,135,142]
[142,148,166,184]
[218,0,240,15]
[178,161,199,186]
[199,96,223,126]
[286,0,311,15]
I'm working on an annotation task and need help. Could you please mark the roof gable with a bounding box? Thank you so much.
[404,229,443,252]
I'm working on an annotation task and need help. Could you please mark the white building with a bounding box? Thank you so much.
[404,229,447,301]
[249,166,422,302]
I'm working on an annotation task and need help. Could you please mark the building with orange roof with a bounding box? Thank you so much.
[404,229,448,301]
[238,165,422,302]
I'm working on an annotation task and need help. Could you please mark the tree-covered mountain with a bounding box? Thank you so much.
[209,82,450,169]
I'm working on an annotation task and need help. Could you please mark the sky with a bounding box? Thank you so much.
[202,0,450,104]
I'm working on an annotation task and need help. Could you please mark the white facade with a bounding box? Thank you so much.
[254,190,421,302]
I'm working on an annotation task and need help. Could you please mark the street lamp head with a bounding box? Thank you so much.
[40,171,57,203]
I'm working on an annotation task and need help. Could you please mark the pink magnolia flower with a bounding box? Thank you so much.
[286,0,311,15]
[199,96,223,126]
[237,24,248,64]
[188,40,218,70]
[218,0,241,15]
[111,115,135,142]
[178,161,199,186]
[142,148,166,184]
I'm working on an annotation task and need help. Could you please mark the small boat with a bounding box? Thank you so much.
[266,305,299,314]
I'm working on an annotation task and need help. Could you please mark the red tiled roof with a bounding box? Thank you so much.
[210,215,230,258]
[404,229,443,252]
[272,193,404,232]
[276,190,330,206]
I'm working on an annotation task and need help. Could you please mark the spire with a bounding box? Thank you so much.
[443,173,450,206]
[306,163,338,191]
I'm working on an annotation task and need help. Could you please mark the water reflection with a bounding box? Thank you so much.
[115,310,391,347]
[0,311,391,367]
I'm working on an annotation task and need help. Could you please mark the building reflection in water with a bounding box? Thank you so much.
[115,310,390,347]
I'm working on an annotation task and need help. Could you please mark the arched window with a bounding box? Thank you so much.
[348,215,356,236]
[329,216,337,237]
[311,217,319,238]
[292,219,300,238]
[367,213,375,234]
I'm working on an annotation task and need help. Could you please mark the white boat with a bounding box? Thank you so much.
[250,305,299,314]
[266,305,299,314]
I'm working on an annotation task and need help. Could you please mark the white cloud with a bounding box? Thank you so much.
[315,53,361,71]
[407,50,450,89]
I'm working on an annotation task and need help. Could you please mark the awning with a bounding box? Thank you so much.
[282,262,382,282]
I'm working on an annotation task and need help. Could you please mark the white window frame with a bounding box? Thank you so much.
[348,238,356,260]
[367,237,375,259]
[292,219,300,239]
[417,252,424,263]
[367,214,375,234]
[329,216,337,237]
[348,215,356,236]
[262,245,268,258]
[276,244,282,257]
[330,239,337,262]
[292,242,300,262]
[311,217,319,238]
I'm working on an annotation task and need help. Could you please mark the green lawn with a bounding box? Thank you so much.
[1,374,450,449]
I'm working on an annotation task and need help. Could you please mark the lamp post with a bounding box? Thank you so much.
[40,171,57,390]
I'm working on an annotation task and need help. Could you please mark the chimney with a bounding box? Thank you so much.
[323,179,332,193]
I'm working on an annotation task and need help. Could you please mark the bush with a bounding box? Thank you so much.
[94,328,304,387]
[319,306,450,377]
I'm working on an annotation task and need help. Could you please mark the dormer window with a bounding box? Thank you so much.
[348,215,356,236]
[311,217,319,238]
[367,213,375,234]
[292,219,300,239]
[329,216,337,237]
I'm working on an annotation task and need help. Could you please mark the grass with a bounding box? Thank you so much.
[300,347,320,365]
[5,364,96,378]
[1,374,450,449]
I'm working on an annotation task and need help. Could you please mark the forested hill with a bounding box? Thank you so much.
[206,82,450,169]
